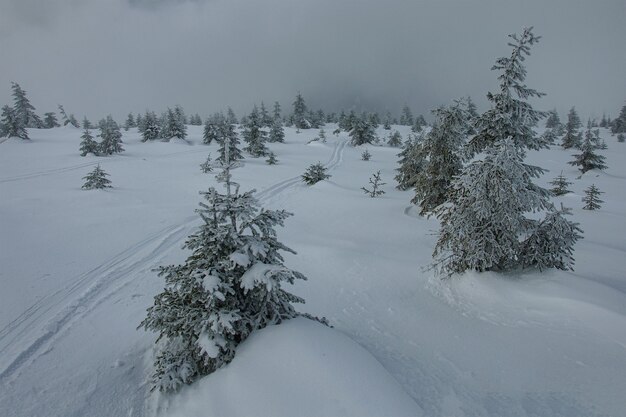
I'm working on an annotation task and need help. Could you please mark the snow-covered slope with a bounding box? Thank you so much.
[1,125,625,417]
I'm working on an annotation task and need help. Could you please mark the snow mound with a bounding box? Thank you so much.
[154,317,423,417]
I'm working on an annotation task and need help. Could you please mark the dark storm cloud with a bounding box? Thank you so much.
[0,0,624,122]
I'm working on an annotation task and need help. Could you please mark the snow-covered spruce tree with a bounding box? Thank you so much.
[79,128,99,156]
[561,107,582,149]
[549,172,572,196]
[217,118,243,163]
[124,113,136,130]
[1,105,28,139]
[395,134,425,190]
[318,128,326,143]
[139,140,306,392]
[259,102,272,127]
[411,115,427,133]
[162,107,188,140]
[11,82,42,128]
[142,111,161,142]
[266,151,278,165]
[387,130,402,147]
[400,105,414,126]
[268,112,285,143]
[226,107,238,125]
[521,204,582,271]
[136,113,145,132]
[383,112,392,130]
[362,171,386,198]
[200,154,213,173]
[203,113,224,145]
[582,184,603,210]
[611,104,626,134]
[302,162,330,185]
[545,109,562,130]
[361,149,371,161]
[568,126,607,173]
[433,139,553,275]
[98,115,124,155]
[292,92,309,130]
[68,114,79,128]
[82,164,111,189]
[43,112,60,128]
[467,27,548,157]
[411,99,469,216]
[348,113,377,146]
[82,117,93,130]
[242,106,269,158]
[618,133,625,143]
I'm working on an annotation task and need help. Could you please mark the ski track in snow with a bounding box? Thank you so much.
[0,137,349,385]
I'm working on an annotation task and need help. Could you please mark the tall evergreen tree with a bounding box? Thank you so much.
[1,105,28,139]
[82,116,93,130]
[411,99,469,216]
[203,113,224,145]
[348,113,377,146]
[43,112,60,128]
[79,128,99,156]
[99,115,124,155]
[582,184,603,210]
[226,107,238,125]
[561,107,583,149]
[142,111,161,142]
[259,102,272,127]
[383,112,392,130]
[11,82,42,128]
[387,130,402,147]
[545,109,562,130]
[292,92,309,130]
[140,139,306,392]
[125,113,136,130]
[217,118,243,163]
[242,106,269,157]
[162,107,187,140]
[568,126,607,173]
[433,28,580,277]
[395,135,424,190]
[399,105,414,126]
[611,104,626,134]
[467,28,547,156]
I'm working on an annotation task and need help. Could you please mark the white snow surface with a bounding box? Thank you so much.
[1,125,625,417]
[153,317,423,417]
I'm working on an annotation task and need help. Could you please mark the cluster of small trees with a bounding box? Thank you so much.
[79,116,124,156]
[136,106,188,142]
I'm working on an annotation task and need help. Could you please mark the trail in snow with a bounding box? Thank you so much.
[0,137,349,385]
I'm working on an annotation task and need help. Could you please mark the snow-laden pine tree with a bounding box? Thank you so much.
[79,128,99,156]
[362,171,386,198]
[125,113,136,130]
[82,117,93,130]
[1,105,28,139]
[200,154,213,173]
[203,113,224,145]
[242,106,269,157]
[568,126,607,173]
[302,162,330,185]
[82,164,111,189]
[521,205,582,271]
[226,107,238,125]
[136,113,145,132]
[611,104,626,134]
[394,134,424,190]
[545,109,562,131]
[387,130,402,147]
[467,28,548,156]
[549,172,572,196]
[561,107,582,149]
[411,115,427,133]
[217,118,243,163]
[361,149,371,161]
[162,107,187,140]
[43,112,60,128]
[268,111,285,143]
[140,139,307,392]
[348,113,377,146]
[266,151,278,165]
[433,139,552,275]
[433,28,581,276]
[259,102,272,127]
[11,82,42,128]
[98,116,124,155]
[411,99,469,216]
[292,92,309,130]
[400,105,414,126]
[142,111,161,142]
[582,184,603,210]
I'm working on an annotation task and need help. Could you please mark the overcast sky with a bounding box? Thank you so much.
[0,0,624,121]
